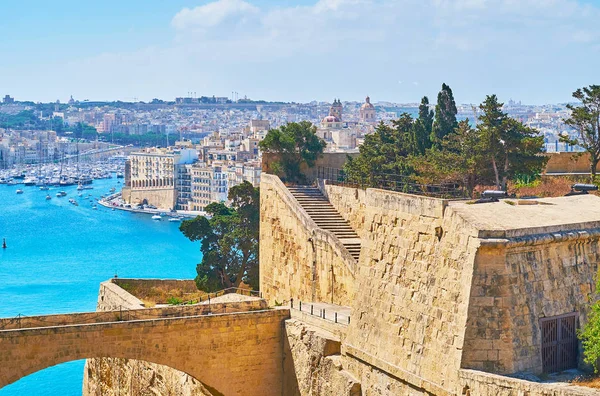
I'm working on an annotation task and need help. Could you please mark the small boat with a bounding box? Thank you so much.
[168,217,181,222]
[116,172,124,178]
[45,195,52,200]
[92,205,98,210]
[56,191,67,197]
[16,189,23,194]
[39,186,49,191]
[109,187,116,193]
[151,215,162,221]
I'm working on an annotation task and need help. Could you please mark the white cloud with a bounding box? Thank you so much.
[171,0,259,30]
[15,0,600,104]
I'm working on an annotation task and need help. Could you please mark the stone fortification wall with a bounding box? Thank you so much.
[463,233,599,374]
[112,278,199,304]
[84,280,212,396]
[320,183,367,238]
[544,152,590,174]
[84,280,271,396]
[262,152,357,183]
[342,188,479,395]
[260,174,356,307]
[459,369,598,396]
[121,187,176,210]
[283,319,361,396]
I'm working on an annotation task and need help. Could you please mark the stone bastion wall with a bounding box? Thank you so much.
[260,174,356,307]
[261,177,600,395]
[83,280,217,396]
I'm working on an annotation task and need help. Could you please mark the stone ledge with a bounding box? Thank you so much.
[459,369,599,396]
[289,309,348,340]
[343,343,451,396]
[479,227,600,248]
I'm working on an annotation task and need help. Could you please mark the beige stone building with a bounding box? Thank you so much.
[121,147,197,209]
[359,96,376,124]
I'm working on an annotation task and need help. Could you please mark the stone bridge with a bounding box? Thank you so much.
[0,302,290,396]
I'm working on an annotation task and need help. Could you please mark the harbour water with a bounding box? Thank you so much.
[0,177,201,395]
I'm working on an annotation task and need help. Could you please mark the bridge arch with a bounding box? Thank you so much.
[0,310,288,396]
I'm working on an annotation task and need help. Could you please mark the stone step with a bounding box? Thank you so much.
[288,185,362,262]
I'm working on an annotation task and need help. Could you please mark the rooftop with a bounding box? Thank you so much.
[449,194,600,238]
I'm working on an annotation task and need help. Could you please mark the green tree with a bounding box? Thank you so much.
[478,95,547,190]
[563,85,600,177]
[259,121,326,183]
[579,276,600,373]
[431,83,458,146]
[413,120,489,197]
[419,96,434,135]
[180,181,259,292]
[345,116,415,185]
[411,97,434,155]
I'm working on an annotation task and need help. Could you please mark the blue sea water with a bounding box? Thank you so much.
[0,177,201,395]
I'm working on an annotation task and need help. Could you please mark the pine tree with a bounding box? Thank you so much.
[431,84,458,146]
[412,96,434,155]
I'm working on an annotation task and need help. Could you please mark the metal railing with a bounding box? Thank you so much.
[290,299,350,326]
[317,167,467,199]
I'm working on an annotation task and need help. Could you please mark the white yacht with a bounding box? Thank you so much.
[151,215,162,221]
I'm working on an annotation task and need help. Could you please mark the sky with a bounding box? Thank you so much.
[1,0,600,105]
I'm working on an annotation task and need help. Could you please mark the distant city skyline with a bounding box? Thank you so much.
[1,0,600,105]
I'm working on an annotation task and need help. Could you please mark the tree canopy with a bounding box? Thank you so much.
[477,95,547,190]
[563,85,600,177]
[180,181,259,292]
[345,91,546,197]
[259,121,326,182]
[431,83,458,146]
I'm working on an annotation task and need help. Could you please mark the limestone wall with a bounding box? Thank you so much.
[121,186,176,210]
[459,369,599,396]
[260,174,356,307]
[283,319,361,396]
[544,152,590,174]
[321,183,367,238]
[261,152,358,183]
[463,234,599,374]
[84,281,217,396]
[343,189,479,394]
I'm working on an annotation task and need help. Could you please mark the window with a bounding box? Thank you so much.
[540,313,578,373]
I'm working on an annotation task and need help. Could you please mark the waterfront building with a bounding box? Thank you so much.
[190,162,228,211]
[122,147,198,210]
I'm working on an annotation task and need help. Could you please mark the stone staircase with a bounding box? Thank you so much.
[287,186,361,261]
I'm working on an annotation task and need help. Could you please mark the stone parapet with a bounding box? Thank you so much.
[260,174,356,307]
[459,369,599,396]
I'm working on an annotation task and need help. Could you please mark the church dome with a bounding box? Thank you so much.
[361,96,374,109]
[322,115,340,123]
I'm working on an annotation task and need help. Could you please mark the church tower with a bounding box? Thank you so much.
[329,99,343,121]
[360,96,376,124]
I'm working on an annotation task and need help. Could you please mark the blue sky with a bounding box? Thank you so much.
[1,0,599,104]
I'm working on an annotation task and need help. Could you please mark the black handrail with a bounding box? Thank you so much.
[317,167,467,199]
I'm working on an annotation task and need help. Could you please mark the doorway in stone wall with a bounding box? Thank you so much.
[540,313,578,373]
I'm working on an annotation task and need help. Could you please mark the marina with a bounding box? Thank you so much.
[0,177,201,396]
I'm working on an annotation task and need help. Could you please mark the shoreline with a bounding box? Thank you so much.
[98,193,204,219]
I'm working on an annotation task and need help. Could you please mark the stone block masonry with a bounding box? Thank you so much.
[260,175,600,395]
[0,308,290,396]
[260,174,356,307]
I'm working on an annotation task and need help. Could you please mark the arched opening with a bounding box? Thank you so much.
[1,358,219,396]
